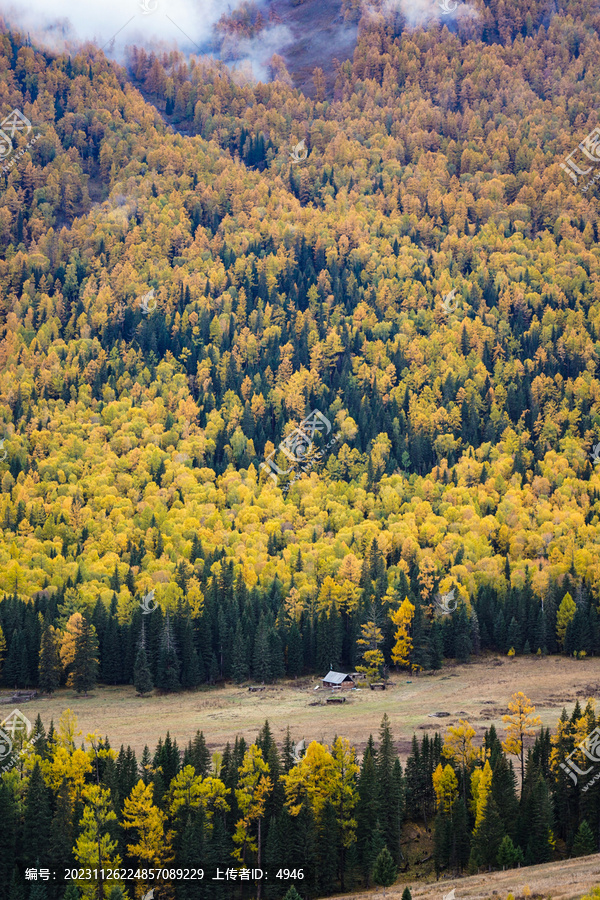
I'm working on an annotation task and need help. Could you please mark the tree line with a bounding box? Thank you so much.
[2,694,599,900]
[0,545,599,694]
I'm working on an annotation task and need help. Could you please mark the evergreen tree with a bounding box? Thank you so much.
[72,615,99,695]
[524,773,554,865]
[175,810,205,900]
[49,779,75,875]
[253,620,272,683]
[470,797,505,871]
[134,632,154,696]
[29,882,49,900]
[490,754,519,839]
[186,730,211,778]
[107,888,127,900]
[356,740,379,883]
[283,888,303,900]
[180,617,202,689]
[287,622,303,677]
[572,819,595,856]
[9,869,24,900]
[23,761,52,868]
[231,623,249,683]
[376,714,403,862]
[62,887,79,900]
[507,616,522,653]
[38,624,61,693]
[497,835,520,869]
[372,847,397,898]
[0,781,17,887]
[102,615,122,685]
[451,796,471,873]
[157,612,180,691]
[317,801,338,895]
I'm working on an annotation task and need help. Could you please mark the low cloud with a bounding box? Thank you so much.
[0,0,253,60]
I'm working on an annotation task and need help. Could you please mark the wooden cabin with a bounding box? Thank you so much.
[322,670,355,689]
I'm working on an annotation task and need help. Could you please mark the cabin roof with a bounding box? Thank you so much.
[322,670,353,683]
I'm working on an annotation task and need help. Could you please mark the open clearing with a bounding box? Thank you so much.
[10,654,600,758]
[327,854,600,900]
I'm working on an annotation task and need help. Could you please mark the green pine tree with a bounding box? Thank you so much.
[573,820,596,856]
[470,796,505,871]
[376,714,403,862]
[497,834,519,869]
[72,615,99,695]
[38,624,61,694]
[287,622,303,677]
[134,645,153,695]
[190,730,211,777]
[401,888,412,900]
[253,620,272,683]
[8,868,24,900]
[29,881,49,900]
[180,618,201,689]
[62,886,80,900]
[23,761,52,867]
[0,781,17,886]
[283,888,303,900]
[356,740,379,883]
[50,779,75,874]
[232,623,249,683]
[317,801,338,895]
[372,847,397,898]
[157,612,180,692]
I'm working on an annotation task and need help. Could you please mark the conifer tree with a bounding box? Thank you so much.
[23,761,52,868]
[470,796,505,871]
[62,887,79,900]
[372,847,397,898]
[38,623,61,693]
[107,888,127,900]
[356,740,378,882]
[316,800,338,896]
[49,778,75,875]
[0,622,5,681]
[283,888,303,900]
[175,810,205,900]
[232,623,249,683]
[188,730,211,778]
[497,834,521,869]
[29,882,48,900]
[573,819,595,856]
[253,621,272,683]
[287,622,303,677]
[140,745,152,785]
[180,617,202,688]
[134,623,154,696]
[8,869,25,900]
[157,612,180,692]
[101,615,121,685]
[72,615,99,696]
[0,781,17,887]
[376,714,403,861]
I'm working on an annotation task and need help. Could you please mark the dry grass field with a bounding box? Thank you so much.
[328,854,600,900]
[6,655,600,900]
[10,654,600,759]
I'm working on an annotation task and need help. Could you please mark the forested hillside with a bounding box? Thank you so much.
[1,0,600,689]
[3,699,599,900]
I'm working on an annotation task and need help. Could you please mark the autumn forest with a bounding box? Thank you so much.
[2,0,600,894]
